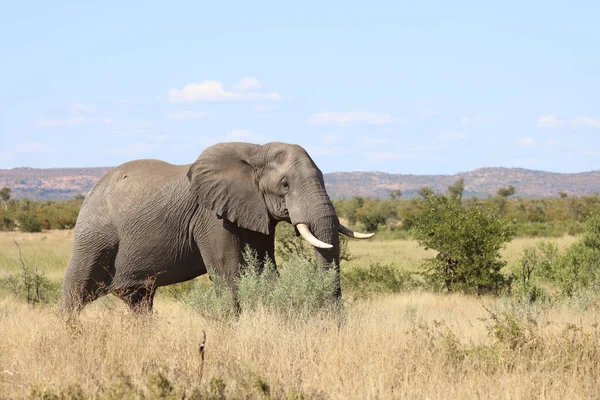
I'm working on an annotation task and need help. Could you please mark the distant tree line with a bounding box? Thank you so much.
[2,180,600,237]
[333,179,600,238]
[0,187,84,232]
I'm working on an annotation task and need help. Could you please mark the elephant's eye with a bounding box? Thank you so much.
[280,180,290,191]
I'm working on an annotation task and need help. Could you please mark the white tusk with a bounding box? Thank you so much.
[339,224,375,239]
[296,224,333,249]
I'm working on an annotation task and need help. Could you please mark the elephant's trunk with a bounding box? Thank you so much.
[289,178,341,297]
[308,214,341,297]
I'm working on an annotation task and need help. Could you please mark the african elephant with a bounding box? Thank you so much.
[60,142,373,314]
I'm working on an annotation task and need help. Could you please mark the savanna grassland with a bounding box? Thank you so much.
[2,230,600,399]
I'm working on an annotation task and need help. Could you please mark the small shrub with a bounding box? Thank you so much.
[482,305,540,351]
[187,272,238,321]
[511,282,550,305]
[18,213,43,232]
[29,384,86,400]
[0,271,61,304]
[104,373,140,400]
[268,253,341,316]
[518,241,559,281]
[552,215,600,296]
[187,246,342,319]
[237,247,278,311]
[0,215,11,231]
[146,372,174,399]
[207,377,227,400]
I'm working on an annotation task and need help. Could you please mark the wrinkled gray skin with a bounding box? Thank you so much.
[61,142,341,314]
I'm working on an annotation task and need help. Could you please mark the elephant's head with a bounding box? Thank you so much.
[187,142,373,294]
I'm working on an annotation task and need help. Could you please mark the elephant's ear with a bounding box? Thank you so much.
[187,143,270,234]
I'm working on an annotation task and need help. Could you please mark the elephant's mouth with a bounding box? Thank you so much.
[294,222,374,249]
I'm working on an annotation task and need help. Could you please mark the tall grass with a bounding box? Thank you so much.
[1,231,598,398]
[2,294,600,398]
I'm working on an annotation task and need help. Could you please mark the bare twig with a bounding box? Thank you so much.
[13,237,32,303]
[479,299,499,322]
[198,331,206,381]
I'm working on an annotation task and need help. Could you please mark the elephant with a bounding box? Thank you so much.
[60,141,373,314]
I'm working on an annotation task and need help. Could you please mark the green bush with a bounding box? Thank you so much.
[0,215,13,231]
[518,241,560,281]
[237,247,279,311]
[552,215,600,296]
[265,253,340,316]
[18,213,43,232]
[0,270,61,304]
[187,246,342,319]
[413,193,515,294]
[187,272,238,321]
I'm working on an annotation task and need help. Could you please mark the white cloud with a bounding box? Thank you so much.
[233,77,263,91]
[167,80,281,103]
[225,129,265,142]
[516,137,535,147]
[439,132,466,141]
[583,151,600,157]
[537,115,562,127]
[536,115,600,129]
[308,111,394,126]
[460,116,472,125]
[167,111,206,120]
[577,117,600,129]
[115,142,155,156]
[13,141,55,153]
[545,139,558,145]
[32,116,91,127]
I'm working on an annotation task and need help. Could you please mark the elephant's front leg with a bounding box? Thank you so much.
[244,222,278,272]
[194,218,247,293]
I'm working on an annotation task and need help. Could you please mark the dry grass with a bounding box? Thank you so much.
[1,231,599,399]
[2,294,600,399]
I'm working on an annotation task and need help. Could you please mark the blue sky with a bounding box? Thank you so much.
[1,1,599,174]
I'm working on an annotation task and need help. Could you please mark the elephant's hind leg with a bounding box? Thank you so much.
[60,229,118,315]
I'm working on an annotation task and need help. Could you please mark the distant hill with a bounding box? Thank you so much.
[324,168,600,198]
[0,167,113,200]
[0,166,599,200]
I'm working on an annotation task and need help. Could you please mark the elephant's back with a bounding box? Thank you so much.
[87,160,189,196]
[80,159,194,222]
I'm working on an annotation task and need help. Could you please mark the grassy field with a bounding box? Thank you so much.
[1,230,599,399]
[347,235,577,271]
